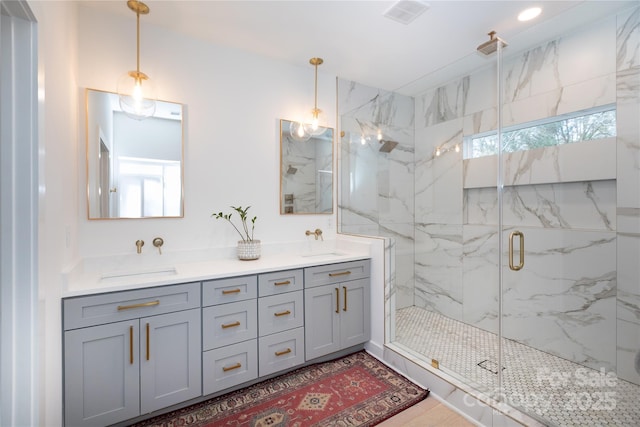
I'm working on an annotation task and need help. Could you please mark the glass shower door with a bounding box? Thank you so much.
[498,6,640,424]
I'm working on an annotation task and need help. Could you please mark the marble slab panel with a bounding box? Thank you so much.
[415,119,464,224]
[414,223,463,321]
[502,227,617,371]
[379,222,415,310]
[462,225,499,334]
[503,17,615,104]
[616,96,640,209]
[466,180,616,231]
[617,6,640,72]
[616,318,640,385]
[617,231,640,324]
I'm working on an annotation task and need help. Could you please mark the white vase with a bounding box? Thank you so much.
[237,240,261,260]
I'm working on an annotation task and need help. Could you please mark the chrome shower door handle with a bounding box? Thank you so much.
[509,230,524,271]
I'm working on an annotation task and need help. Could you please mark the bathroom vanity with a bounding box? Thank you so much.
[62,253,370,426]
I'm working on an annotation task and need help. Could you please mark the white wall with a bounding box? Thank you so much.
[76,4,338,257]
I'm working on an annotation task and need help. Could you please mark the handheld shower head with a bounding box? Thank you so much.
[477,31,507,55]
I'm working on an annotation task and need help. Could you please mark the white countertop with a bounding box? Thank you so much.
[62,239,372,297]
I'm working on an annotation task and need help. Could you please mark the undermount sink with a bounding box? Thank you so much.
[301,251,345,258]
[100,266,178,281]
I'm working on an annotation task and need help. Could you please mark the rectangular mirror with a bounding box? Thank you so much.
[280,119,333,214]
[86,89,184,219]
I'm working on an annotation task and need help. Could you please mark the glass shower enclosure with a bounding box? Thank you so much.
[337,4,640,426]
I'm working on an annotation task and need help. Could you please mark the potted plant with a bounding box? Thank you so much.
[212,205,260,260]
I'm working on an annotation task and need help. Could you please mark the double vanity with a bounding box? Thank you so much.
[61,247,371,426]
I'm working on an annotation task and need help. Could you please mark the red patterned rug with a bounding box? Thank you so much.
[132,351,429,427]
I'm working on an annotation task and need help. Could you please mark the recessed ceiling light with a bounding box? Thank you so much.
[518,7,541,22]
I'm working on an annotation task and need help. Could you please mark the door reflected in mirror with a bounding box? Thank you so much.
[280,119,333,215]
[86,89,184,219]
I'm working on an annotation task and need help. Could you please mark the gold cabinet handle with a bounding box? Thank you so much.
[129,326,134,365]
[343,286,347,312]
[117,300,160,311]
[509,230,525,271]
[222,288,241,295]
[275,348,292,356]
[335,288,340,313]
[274,280,290,286]
[146,323,150,361]
[221,321,241,329]
[329,271,351,277]
[274,310,291,317]
[222,363,242,372]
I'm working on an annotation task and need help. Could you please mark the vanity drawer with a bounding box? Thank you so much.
[258,291,304,336]
[258,269,303,297]
[304,260,370,289]
[203,340,258,395]
[258,327,305,377]
[203,300,257,350]
[63,282,201,330]
[202,275,257,306]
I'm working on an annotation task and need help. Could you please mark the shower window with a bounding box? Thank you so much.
[464,105,616,159]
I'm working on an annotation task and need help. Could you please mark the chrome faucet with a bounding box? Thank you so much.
[153,237,164,254]
[305,228,323,241]
[135,239,144,254]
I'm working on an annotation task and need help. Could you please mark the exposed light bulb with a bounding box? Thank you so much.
[361,135,366,145]
[435,147,441,157]
[455,144,460,153]
[377,130,383,141]
[297,124,306,138]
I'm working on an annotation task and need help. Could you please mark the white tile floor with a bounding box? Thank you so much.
[395,306,640,427]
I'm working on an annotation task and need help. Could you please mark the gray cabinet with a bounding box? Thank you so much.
[202,275,258,395]
[257,269,305,376]
[63,283,201,427]
[304,260,370,360]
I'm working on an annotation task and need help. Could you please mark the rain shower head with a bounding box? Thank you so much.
[477,31,507,55]
[379,139,399,153]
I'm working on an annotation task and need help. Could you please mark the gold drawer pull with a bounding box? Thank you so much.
[274,310,291,317]
[222,288,241,295]
[117,300,160,311]
[274,280,291,286]
[275,348,292,356]
[221,321,241,329]
[222,363,242,372]
[328,271,351,277]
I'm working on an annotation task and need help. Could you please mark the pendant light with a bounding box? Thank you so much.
[289,57,326,141]
[303,57,326,136]
[117,0,156,120]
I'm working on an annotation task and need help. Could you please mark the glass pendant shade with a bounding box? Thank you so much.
[302,107,327,137]
[289,120,312,142]
[117,70,156,120]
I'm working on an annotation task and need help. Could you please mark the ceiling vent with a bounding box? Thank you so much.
[383,0,430,25]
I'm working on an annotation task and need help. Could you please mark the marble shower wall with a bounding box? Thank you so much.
[414,8,640,382]
[337,80,415,309]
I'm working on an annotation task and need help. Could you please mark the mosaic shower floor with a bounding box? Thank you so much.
[394,306,640,427]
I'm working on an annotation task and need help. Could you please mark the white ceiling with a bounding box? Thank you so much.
[81,0,636,96]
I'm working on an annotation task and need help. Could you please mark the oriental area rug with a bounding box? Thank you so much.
[132,351,429,427]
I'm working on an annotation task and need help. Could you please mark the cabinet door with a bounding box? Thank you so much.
[340,278,371,349]
[64,320,140,426]
[140,309,202,413]
[304,284,340,360]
